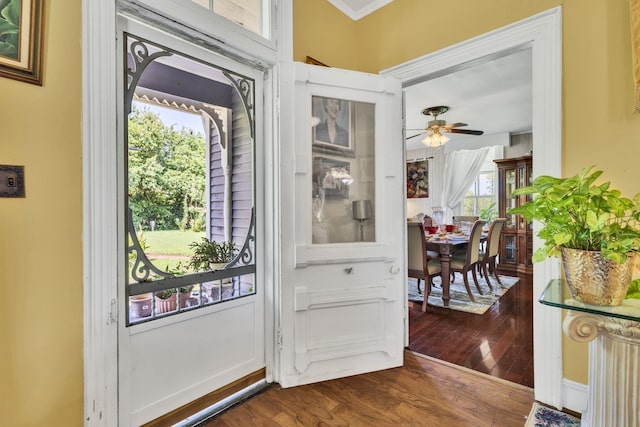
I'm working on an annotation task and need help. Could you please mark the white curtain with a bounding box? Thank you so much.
[441,146,491,222]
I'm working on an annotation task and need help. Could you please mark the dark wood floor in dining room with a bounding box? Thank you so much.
[409,272,534,388]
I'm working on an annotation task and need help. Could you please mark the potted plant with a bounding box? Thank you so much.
[188,238,237,301]
[155,288,177,313]
[188,238,237,271]
[164,262,194,309]
[509,166,640,306]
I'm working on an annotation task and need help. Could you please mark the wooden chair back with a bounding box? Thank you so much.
[452,215,480,223]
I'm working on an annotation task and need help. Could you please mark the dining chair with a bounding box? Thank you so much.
[407,221,442,311]
[452,215,479,231]
[477,218,507,290]
[453,215,480,224]
[449,219,487,302]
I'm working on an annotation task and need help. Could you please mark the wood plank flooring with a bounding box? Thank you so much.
[409,273,534,387]
[205,351,534,426]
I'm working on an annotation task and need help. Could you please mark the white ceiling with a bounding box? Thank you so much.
[327,1,533,152]
[404,49,533,151]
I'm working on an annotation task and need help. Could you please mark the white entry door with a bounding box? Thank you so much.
[117,18,266,426]
[277,63,406,386]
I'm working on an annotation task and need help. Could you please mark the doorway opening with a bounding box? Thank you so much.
[402,48,534,387]
[381,6,563,406]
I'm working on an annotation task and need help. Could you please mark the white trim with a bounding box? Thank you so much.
[562,378,588,414]
[327,0,393,21]
[381,6,564,408]
[83,0,119,425]
[119,0,285,66]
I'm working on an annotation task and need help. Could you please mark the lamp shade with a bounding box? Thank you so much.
[352,200,372,220]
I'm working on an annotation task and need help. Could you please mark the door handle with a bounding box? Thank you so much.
[389,266,400,274]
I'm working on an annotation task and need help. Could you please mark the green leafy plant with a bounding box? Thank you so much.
[164,261,192,293]
[187,238,237,272]
[0,0,20,59]
[479,202,498,223]
[509,166,640,265]
[626,280,640,300]
[155,288,176,299]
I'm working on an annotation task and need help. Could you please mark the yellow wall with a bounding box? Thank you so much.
[293,0,359,69]
[296,0,640,385]
[0,2,83,426]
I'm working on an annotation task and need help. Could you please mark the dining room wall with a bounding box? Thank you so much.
[406,146,444,220]
[505,133,533,158]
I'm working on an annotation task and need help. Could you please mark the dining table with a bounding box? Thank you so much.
[425,232,486,307]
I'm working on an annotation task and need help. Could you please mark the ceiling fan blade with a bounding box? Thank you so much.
[406,131,427,140]
[443,122,468,129]
[448,128,484,135]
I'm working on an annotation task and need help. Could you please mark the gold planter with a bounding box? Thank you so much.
[561,247,636,306]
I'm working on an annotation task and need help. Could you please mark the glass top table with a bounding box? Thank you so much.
[540,279,640,322]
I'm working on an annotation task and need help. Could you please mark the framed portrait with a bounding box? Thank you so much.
[407,160,429,198]
[313,156,352,199]
[0,0,45,85]
[312,96,355,157]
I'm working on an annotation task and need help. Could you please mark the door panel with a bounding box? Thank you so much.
[117,17,265,426]
[278,63,405,387]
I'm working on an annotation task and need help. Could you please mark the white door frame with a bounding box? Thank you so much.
[381,6,564,409]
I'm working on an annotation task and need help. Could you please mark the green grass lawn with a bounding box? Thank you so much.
[138,229,205,256]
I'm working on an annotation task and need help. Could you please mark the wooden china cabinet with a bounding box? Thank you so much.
[494,155,533,276]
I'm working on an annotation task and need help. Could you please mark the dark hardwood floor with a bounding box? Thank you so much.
[206,351,534,426]
[408,273,534,388]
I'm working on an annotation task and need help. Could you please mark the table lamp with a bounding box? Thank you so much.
[352,200,372,241]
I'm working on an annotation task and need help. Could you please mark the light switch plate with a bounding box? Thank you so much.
[0,165,25,197]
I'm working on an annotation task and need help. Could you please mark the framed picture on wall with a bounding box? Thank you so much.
[312,96,355,157]
[313,156,352,199]
[0,0,45,85]
[407,160,429,198]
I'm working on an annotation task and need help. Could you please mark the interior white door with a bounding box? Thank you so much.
[117,18,266,426]
[277,62,405,387]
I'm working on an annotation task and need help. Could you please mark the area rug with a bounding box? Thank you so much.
[408,272,519,314]
[525,402,581,426]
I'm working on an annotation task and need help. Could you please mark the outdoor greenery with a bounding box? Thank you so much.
[479,202,498,222]
[143,230,205,256]
[128,105,206,231]
[509,166,640,265]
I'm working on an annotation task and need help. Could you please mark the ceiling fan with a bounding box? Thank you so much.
[407,106,484,147]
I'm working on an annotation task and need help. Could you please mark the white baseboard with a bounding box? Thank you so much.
[562,378,588,414]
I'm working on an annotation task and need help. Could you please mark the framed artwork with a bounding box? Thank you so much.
[0,0,45,85]
[305,56,329,67]
[312,95,355,157]
[313,156,352,199]
[407,160,429,198]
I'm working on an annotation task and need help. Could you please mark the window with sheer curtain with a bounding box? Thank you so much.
[462,149,498,217]
[463,169,495,216]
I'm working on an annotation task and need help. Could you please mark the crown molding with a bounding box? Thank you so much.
[327,0,393,21]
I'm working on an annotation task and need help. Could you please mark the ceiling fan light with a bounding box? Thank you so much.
[422,132,449,147]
